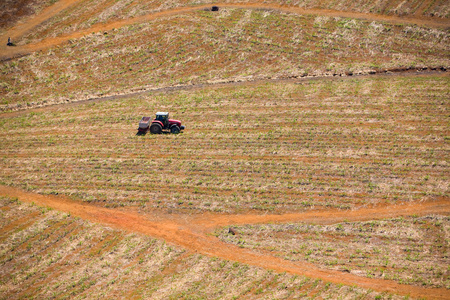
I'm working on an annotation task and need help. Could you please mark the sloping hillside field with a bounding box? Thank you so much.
[1,76,448,214]
[1,74,449,299]
[0,0,449,299]
[1,7,449,111]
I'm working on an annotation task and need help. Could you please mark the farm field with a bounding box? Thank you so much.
[1,3,449,111]
[3,195,395,299]
[217,215,450,288]
[1,75,448,214]
[0,190,448,299]
[1,73,449,299]
[0,0,449,299]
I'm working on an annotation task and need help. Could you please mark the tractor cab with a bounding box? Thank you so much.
[155,112,169,128]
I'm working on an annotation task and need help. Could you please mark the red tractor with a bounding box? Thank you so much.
[138,112,185,134]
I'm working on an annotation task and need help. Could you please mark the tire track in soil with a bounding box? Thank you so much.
[192,197,450,229]
[1,69,448,117]
[1,185,449,299]
[1,2,449,297]
[1,2,449,61]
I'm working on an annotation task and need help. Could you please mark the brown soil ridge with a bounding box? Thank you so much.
[1,2,449,61]
[1,184,449,299]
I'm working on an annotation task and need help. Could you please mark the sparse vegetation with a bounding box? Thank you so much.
[216,216,450,288]
[0,1,449,299]
[0,77,448,214]
[3,0,448,37]
[0,0,56,30]
[1,8,448,111]
[0,196,402,299]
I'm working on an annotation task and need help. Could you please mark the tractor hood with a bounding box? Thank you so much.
[168,119,182,126]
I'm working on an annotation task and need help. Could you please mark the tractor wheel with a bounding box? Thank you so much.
[150,123,162,134]
[170,126,180,134]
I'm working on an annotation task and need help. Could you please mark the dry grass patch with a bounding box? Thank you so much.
[216,215,450,288]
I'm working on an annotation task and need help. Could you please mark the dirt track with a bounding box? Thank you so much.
[1,185,449,299]
[1,2,449,61]
[0,69,447,116]
[1,2,449,298]
[0,0,81,56]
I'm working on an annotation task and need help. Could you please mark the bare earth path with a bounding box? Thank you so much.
[1,185,449,299]
[1,1,449,298]
[1,2,449,60]
[0,70,446,116]
[0,0,82,57]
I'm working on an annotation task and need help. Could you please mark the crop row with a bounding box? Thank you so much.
[0,76,448,214]
[1,8,449,110]
[216,215,450,288]
[11,0,450,43]
[0,196,400,299]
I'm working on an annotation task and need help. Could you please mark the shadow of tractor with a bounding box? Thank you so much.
[135,131,147,136]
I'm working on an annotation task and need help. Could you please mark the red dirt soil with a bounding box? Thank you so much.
[1,185,449,299]
[1,2,449,60]
[0,0,40,29]
[1,1,449,298]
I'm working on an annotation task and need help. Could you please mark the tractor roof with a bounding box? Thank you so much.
[156,112,168,116]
